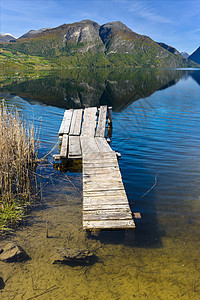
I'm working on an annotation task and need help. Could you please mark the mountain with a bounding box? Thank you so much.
[0,20,198,68]
[188,47,200,64]
[0,33,16,43]
[156,42,180,55]
[181,52,189,59]
[19,28,51,39]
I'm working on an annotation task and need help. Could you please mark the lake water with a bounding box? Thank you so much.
[0,69,200,299]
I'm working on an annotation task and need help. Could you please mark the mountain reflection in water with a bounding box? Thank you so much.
[0,69,185,111]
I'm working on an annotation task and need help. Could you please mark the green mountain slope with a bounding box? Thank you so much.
[0,20,198,68]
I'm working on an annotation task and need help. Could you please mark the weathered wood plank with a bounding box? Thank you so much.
[83,177,122,184]
[53,154,61,161]
[83,152,116,159]
[80,137,100,153]
[133,212,142,219]
[83,162,119,169]
[84,208,131,215]
[81,107,97,137]
[83,199,129,212]
[83,172,122,179]
[60,134,68,158]
[95,137,113,152]
[83,168,121,175]
[83,182,124,191]
[83,190,127,197]
[69,109,83,136]
[96,106,107,137]
[83,212,132,221]
[83,195,128,202]
[83,158,118,164]
[83,204,130,211]
[58,109,73,135]
[68,136,81,158]
[83,219,135,230]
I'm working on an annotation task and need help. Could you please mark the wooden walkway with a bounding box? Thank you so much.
[54,106,136,231]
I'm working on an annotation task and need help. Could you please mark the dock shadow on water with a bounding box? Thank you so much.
[0,69,200,299]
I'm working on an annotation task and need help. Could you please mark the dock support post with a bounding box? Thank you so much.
[108,106,113,125]
[107,106,113,138]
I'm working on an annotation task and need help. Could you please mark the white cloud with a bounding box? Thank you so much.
[113,0,172,24]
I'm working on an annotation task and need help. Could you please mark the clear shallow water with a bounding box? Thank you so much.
[0,69,200,299]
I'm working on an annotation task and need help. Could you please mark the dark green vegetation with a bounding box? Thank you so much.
[188,46,200,64]
[0,103,38,232]
[0,68,184,111]
[0,20,198,69]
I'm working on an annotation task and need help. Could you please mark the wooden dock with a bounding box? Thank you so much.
[54,106,136,231]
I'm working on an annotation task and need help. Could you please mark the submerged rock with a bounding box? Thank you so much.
[52,248,95,265]
[0,277,5,290]
[0,243,30,262]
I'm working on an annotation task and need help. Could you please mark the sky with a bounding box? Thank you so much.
[0,0,200,55]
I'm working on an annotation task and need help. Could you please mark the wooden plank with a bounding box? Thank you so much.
[83,196,128,203]
[83,190,127,197]
[81,107,97,137]
[83,194,128,200]
[83,212,132,221]
[80,137,99,153]
[83,186,125,193]
[83,199,129,206]
[96,106,107,137]
[83,204,130,211]
[83,152,116,159]
[83,170,120,177]
[60,134,68,158]
[53,154,61,161]
[84,208,131,215]
[58,110,73,135]
[83,219,135,230]
[83,162,119,169]
[133,212,142,219]
[95,137,113,152]
[83,168,121,175]
[83,177,122,184]
[83,158,118,164]
[68,136,81,158]
[69,109,83,136]
[83,172,122,179]
[83,182,124,191]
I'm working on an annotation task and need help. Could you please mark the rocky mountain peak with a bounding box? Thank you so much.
[0,33,16,43]
[101,21,133,33]
[181,52,189,59]
[19,28,51,39]
[64,20,102,52]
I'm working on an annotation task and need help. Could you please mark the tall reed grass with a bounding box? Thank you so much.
[0,101,38,232]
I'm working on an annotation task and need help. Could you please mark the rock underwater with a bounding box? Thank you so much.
[0,242,30,262]
[52,248,96,265]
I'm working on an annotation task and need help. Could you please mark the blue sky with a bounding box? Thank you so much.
[1,0,200,54]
